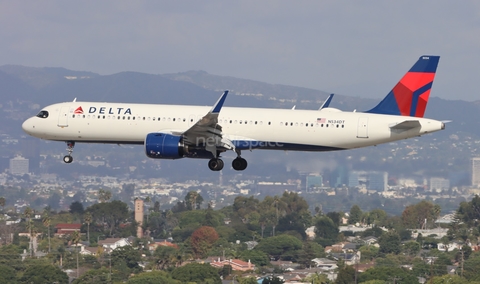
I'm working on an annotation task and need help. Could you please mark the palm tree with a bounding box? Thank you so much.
[84,212,92,244]
[42,212,51,253]
[71,230,81,278]
[23,207,33,256]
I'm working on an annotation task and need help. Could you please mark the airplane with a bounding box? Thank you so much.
[22,55,445,171]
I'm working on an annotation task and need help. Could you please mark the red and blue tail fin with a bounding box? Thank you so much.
[366,55,440,117]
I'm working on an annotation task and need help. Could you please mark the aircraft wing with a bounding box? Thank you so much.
[181,91,234,154]
[389,120,421,130]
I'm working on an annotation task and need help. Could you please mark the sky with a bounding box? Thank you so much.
[1,1,480,101]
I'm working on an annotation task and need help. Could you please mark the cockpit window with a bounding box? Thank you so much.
[36,110,49,118]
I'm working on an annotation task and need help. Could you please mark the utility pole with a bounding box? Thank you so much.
[461,249,464,277]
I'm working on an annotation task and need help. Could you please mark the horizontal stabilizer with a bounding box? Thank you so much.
[389,120,421,130]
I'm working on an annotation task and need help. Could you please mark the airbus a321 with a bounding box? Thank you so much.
[22,55,445,171]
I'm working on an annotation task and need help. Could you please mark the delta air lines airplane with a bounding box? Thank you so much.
[22,55,445,171]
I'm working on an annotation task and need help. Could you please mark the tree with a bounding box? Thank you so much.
[98,189,112,203]
[0,197,5,212]
[335,265,355,284]
[262,276,285,284]
[72,267,110,284]
[256,234,303,261]
[71,230,81,279]
[86,200,129,236]
[127,271,181,284]
[185,191,204,210]
[297,241,325,267]
[349,205,362,224]
[378,230,401,255]
[154,245,180,270]
[19,263,69,284]
[239,277,258,284]
[239,249,270,267]
[84,211,92,244]
[304,272,330,284]
[190,226,219,258]
[314,216,339,241]
[69,201,84,215]
[0,264,17,284]
[171,263,221,284]
[23,207,34,257]
[358,266,418,283]
[42,212,51,253]
[111,245,142,272]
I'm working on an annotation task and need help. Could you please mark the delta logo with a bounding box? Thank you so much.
[74,107,84,114]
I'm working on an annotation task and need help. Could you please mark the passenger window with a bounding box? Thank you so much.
[72,115,75,118]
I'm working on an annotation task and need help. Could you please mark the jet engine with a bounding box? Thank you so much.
[145,133,185,159]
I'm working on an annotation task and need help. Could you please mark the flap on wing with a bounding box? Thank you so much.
[389,120,421,130]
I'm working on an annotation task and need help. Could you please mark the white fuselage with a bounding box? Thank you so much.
[22,101,445,153]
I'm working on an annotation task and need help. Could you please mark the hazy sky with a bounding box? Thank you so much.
[1,1,480,101]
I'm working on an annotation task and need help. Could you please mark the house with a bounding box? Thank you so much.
[98,238,131,252]
[331,251,361,266]
[210,258,255,271]
[80,246,102,256]
[148,240,178,251]
[311,258,337,270]
[362,236,378,245]
[55,223,81,236]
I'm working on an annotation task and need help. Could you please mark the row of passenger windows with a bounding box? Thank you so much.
[71,114,344,128]
[71,114,273,125]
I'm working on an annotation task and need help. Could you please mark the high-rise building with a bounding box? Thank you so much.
[306,175,322,191]
[429,177,450,192]
[472,157,480,187]
[134,198,144,238]
[10,156,29,175]
[369,172,388,191]
[20,138,40,173]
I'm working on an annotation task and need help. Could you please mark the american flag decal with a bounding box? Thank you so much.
[317,118,326,123]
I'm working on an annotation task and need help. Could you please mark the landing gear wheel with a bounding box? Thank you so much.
[63,155,73,164]
[64,141,75,163]
[232,157,248,171]
[208,158,224,171]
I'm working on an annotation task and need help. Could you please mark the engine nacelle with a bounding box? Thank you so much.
[145,133,185,159]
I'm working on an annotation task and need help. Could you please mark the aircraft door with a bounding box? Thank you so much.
[58,107,69,127]
[357,117,368,138]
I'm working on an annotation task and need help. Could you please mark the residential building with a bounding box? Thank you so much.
[210,258,255,271]
[55,223,81,236]
[98,238,131,252]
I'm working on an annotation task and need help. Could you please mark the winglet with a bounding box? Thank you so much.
[366,55,440,117]
[319,93,334,110]
[211,90,229,114]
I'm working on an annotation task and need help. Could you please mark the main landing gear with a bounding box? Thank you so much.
[207,151,248,171]
[63,141,75,164]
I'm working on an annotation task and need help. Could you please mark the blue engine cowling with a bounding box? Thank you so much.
[145,133,185,159]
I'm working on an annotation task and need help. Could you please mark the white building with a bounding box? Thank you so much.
[9,156,29,175]
[472,157,480,187]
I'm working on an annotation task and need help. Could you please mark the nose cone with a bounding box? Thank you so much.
[22,118,35,135]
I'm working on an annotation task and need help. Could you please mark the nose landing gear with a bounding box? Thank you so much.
[63,141,75,163]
